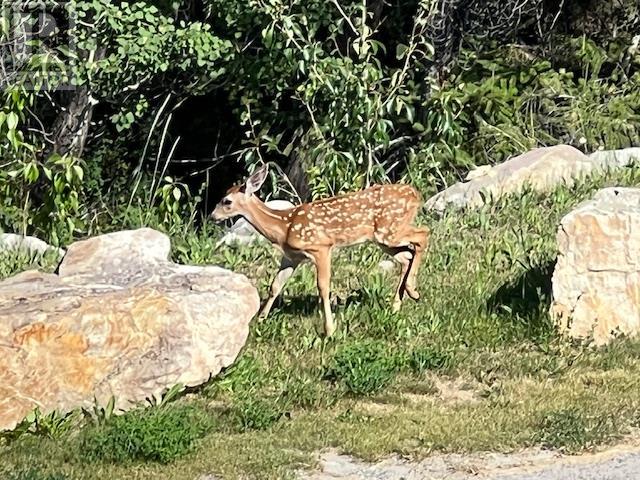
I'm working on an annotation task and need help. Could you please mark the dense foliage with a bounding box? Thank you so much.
[0,0,638,244]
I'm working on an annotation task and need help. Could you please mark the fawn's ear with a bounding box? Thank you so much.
[244,164,269,195]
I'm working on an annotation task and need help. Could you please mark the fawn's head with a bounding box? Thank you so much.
[211,165,269,221]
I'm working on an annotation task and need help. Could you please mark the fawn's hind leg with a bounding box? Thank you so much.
[379,245,413,312]
[379,226,429,309]
[403,227,430,300]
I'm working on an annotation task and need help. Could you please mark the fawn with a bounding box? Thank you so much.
[211,165,430,336]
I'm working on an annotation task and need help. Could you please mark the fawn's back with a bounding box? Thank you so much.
[286,184,421,249]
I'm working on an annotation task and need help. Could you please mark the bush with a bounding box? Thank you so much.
[80,404,213,464]
[330,340,399,395]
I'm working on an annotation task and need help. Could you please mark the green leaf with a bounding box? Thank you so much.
[73,165,84,181]
[6,112,18,130]
[395,43,408,60]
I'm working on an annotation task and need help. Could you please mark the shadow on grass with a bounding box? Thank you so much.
[273,294,319,316]
[487,261,556,337]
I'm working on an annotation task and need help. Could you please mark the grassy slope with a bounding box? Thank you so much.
[3,166,640,479]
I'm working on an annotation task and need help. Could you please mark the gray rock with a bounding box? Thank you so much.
[0,228,259,431]
[425,146,640,213]
[589,147,640,169]
[0,233,65,257]
[300,446,640,480]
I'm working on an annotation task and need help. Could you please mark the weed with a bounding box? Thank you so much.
[205,354,265,397]
[330,340,399,395]
[82,397,117,427]
[3,408,82,442]
[278,371,338,410]
[80,404,213,464]
[534,407,621,452]
[230,396,284,431]
[145,383,185,408]
[408,346,456,373]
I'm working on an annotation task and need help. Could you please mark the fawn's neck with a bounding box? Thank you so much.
[241,196,293,245]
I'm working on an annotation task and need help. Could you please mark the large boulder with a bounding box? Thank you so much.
[0,228,259,431]
[426,146,640,212]
[551,188,640,345]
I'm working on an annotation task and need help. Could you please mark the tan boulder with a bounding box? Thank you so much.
[551,188,640,345]
[0,228,259,431]
[426,146,640,212]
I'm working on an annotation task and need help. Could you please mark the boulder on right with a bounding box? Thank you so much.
[551,187,640,345]
[425,145,640,212]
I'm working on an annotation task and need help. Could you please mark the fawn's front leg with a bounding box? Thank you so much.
[312,248,335,336]
[258,256,300,320]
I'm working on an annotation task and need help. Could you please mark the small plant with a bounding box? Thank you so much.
[145,383,185,408]
[205,354,265,398]
[230,396,284,432]
[408,346,456,373]
[80,404,213,464]
[534,407,620,452]
[3,408,81,442]
[0,249,59,281]
[330,340,399,395]
[279,372,337,410]
[82,396,117,426]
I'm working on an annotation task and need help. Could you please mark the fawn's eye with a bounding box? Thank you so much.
[222,198,232,206]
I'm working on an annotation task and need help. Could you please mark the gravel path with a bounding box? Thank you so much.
[300,444,640,480]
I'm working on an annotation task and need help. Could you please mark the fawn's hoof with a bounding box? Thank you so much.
[324,323,337,337]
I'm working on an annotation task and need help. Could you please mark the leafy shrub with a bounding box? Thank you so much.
[230,396,284,432]
[330,340,399,395]
[80,405,213,464]
[534,407,620,452]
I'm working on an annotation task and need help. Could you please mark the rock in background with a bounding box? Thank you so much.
[0,233,65,258]
[426,146,640,212]
[0,228,259,431]
[551,188,640,345]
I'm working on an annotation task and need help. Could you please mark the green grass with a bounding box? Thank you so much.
[3,166,640,479]
[79,404,215,464]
